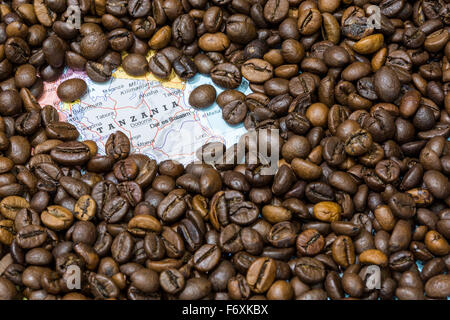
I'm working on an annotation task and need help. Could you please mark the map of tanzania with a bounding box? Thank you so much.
[39,54,250,165]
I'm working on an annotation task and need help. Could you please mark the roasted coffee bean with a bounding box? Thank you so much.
[172,55,197,80]
[128,214,161,236]
[219,223,243,253]
[88,273,119,299]
[45,122,79,141]
[0,220,16,246]
[130,267,159,293]
[0,277,17,300]
[15,111,41,136]
[122,53,148,77]
[113,158,138,181]
[193,244,221,272]
[389,250,414,272]
[222,100,247,125]
[246,257,276,293]
[388,193,416,219]
[50,141,90,166]
[425,275,450,298]
[263,0,288,24]
[41,205,73,231]
[291,159,322,181]
[423,170,450,200]
[144,232,165,260]
[332,235,356,267]
[81,33,109,61]
[107,29,134,52]
[313,202,341,222]
[102,196,129,223]
[0,90,22,116]
[241,59,273,84]
[157,189,186,223]
[59,176,90,199]
[189,85,216,109]
[328,171,358,195]
[16,225,46,249]
[296,229,325,256]
[111,231,135,264]
[198,33,229,52]
[42,36,64,68]
[148,52,172,79]
[297,8,322,36]
[161,226,185,258]
[374,66,401,102]
[5,37,30,64]
[225,14,257,45]
[128,0,151,18]
[86,61,113,82]
[15,64,37,89]
[106,131,130,160]
[211,63,241,89]
[15,208,41,232]
[272,165,295,196]
[227,200,258,226]
[0,196,30,220]
[160,268,185,294]
[359,249,388,266]
[178,277,211,300]
[342,273,364,298]
[294,257,326,284]
[194,54,215,75]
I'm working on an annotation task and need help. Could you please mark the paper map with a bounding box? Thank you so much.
[39,54,250,165]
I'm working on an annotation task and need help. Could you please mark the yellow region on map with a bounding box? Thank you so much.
[62,100,79,112]
[112,51,184,90]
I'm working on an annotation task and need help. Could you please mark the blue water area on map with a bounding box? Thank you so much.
[184,73,252,144]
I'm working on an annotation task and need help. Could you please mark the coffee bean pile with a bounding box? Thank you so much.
[0,0,448,300]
